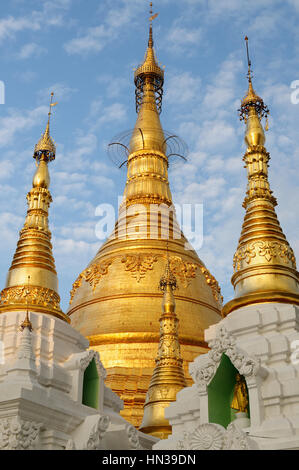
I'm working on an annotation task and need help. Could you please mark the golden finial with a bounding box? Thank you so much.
[159,242,177,291]
[33,92,58,162]
[244,36,252,84]
[239,36,269,123]
[20,276,33,332]
[133,2,164,117]
[149,2,158,48]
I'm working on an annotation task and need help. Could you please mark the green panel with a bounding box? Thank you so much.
[82,358,99,409]
[208,354,241,428]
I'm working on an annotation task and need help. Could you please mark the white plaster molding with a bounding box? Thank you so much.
[65,414,110,450]
[63,350,106,378]
[190,326,268,391]
[175,422,258,450]
[125,423,142,450]
[0,416,42,450]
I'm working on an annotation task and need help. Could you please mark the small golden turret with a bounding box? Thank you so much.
[139,256,187,439]
[222,37,299,316]
[0,93,69,322]
[20,276,33,332]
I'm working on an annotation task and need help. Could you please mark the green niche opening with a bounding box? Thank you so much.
[207,354,250,428]
[82,358,99,409]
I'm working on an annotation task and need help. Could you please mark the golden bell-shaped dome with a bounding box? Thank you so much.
[68,19,222,427]
[32,155,50,188]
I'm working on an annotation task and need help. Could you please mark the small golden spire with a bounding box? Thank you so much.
[139,257,187,439]
[34,92,57,162]
[0,98,69,323]
[222,38,299,317]
[20,276,33,332]
[129,5,166,157]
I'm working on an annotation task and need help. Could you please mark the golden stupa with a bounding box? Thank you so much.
[139,255,187,438]
[223,37,299,316]
[68,12,222,427]
[0,93,69,323]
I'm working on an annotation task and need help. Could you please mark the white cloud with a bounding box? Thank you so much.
[0,16,40,42]
[16,42,47,60]
[37,83,78,103]
[165,26,201,54]
[0,161,14,179]
[64,0,144,55]
[0,105,47,148]
[165,72,201,105]
[0,1,72,44]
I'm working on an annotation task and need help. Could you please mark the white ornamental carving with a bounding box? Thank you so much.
[0,417,42,450]
[126,424,141,449]
[84,415,111,450]
[190,326,261,389]
[176,422,258,450]
[223,422,259,450]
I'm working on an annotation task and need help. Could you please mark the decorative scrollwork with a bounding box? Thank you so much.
[177,424,225,450]
[233,240,296,272]
[190,326,261,390]
[125,424,141,449]
[199,266,223,306]
[121,254,158,282]
[176,422,258,450]
[0,285,61,311]
[0,417,42,450]
[169,256,198,288]
[70,260,112,303]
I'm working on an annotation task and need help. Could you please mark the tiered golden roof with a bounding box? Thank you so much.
[139,258,187,439]
[223,38,299,316]
[0,94,69,322]
[68,13,222,427]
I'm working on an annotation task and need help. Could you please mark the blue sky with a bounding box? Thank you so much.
[0,0,299,312]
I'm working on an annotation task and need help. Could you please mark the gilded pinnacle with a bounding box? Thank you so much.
[239,37,269,123]
[139,262,187,438]
[20,276,33,332]
[222,39,299,316]
[34,92,57,162]
[0,100,69,323]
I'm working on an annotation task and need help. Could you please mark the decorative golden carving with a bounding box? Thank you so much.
[0,285,61,310]
[169,256,198,288]
[70,260,112,303]
[121,254,158,282]
[233,241,296,272]
[199,266,223,306]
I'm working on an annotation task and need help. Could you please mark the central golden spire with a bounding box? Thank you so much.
[222,37,299,316]
[68,6,221,428]
[139,255,187,439]
[0,93,69,322]
[123,7,170,210]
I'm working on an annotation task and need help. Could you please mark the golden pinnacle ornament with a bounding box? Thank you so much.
[223,37,299,316]
[139,257,187,438]
[0,93,68,322]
